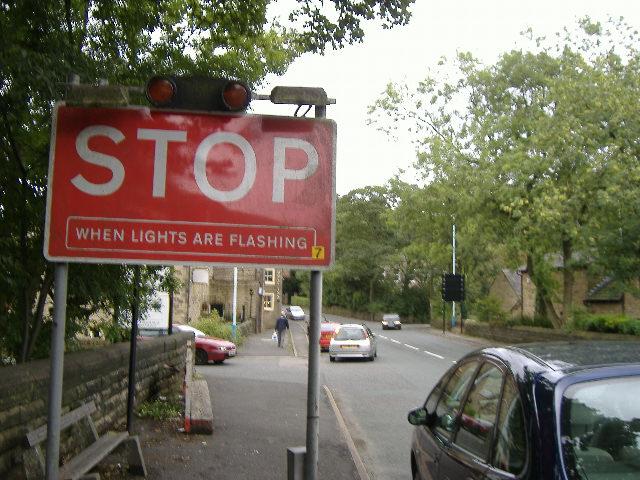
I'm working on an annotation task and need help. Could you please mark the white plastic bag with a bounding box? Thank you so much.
[271,331,278,342]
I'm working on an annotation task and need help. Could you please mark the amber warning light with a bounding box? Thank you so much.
[145,77,175,106]
[145,75,251,112]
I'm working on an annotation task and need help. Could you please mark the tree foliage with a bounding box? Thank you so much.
[0,0,414,362]
[368,17,640,327]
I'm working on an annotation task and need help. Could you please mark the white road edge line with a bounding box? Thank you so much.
[323,385,370,480]
[424,350,445,360]
[289,326,298,358]
[390,339,401,344]
[404,344,419,350]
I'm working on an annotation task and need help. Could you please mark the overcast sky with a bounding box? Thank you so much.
[253,0,640,195]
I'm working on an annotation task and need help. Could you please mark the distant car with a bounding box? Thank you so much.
[285,306,306,321]
[319,321,341,352]
[381,313,402,330]
[329,324,377,362]
[174,324,237,365]
[408,341,640,480]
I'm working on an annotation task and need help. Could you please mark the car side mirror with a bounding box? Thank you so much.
[408,407,428,426]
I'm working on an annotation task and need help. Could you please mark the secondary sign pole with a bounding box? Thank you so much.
[45,263,69,480]
[126,265,141,433]
[232,267,238,340]
[305,103,326,480]
[451,224,456,328]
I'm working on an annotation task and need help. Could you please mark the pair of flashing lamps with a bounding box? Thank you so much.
[146,75,251,112]
[146,76,331,113]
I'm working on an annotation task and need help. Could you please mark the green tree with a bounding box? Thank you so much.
[0,0,415,362]
[371,17,640,327]
[327,186,400,316]
[282,271,301,305]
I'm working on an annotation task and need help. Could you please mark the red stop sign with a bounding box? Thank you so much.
[44,104,336,268]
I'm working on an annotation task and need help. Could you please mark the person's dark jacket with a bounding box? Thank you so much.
[275,315,289,332]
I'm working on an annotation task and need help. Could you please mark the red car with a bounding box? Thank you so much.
[319,322,340,352]
[174,324,237,365]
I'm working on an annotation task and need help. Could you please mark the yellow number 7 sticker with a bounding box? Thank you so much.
[311,246,325,260]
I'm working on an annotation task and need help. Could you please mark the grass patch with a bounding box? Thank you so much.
[137,398,182,421]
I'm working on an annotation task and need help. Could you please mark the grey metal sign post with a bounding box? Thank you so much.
[304,102,327,480]
[45,263,68,480]
[258,88,334,480]
[45,76,134,479]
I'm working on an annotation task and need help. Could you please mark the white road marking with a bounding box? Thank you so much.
[423,350,445,360]
[379,336,445,360]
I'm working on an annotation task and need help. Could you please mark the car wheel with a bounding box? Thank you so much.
[329,356,335,362]
[195,349,208,365]
[398,326,402,330]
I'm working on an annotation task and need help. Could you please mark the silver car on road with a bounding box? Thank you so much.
[329,323,377,362]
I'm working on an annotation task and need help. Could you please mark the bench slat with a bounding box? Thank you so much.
[27,402,97,447]
[59,431,129,480]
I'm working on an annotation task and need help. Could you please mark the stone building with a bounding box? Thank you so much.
[172,265,283,331]
[488,268,536,319]
[489,266,640,320]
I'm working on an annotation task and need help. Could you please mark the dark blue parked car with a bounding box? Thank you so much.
[408,342,640,479]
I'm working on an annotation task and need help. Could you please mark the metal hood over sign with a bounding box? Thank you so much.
[44,104,336,269]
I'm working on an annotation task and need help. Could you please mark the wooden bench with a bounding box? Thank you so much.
[24,401,147,480]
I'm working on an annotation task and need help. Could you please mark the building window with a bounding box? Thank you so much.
[263,293,274,311]
[264,268,275,285]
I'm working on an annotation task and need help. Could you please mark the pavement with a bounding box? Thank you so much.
[135,321,361,479]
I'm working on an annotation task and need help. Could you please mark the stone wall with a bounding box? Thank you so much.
[463,320,640,344]
[0,333,190,479]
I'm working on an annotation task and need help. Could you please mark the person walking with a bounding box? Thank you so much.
[275,309,289,348]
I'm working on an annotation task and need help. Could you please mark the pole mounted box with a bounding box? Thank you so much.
[442,273,465,302]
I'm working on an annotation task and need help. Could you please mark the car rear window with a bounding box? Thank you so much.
[561,376,640,479]
[335,327,366,341]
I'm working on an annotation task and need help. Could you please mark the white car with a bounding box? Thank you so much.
[285,305,306,321]
[329,324,377,362]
